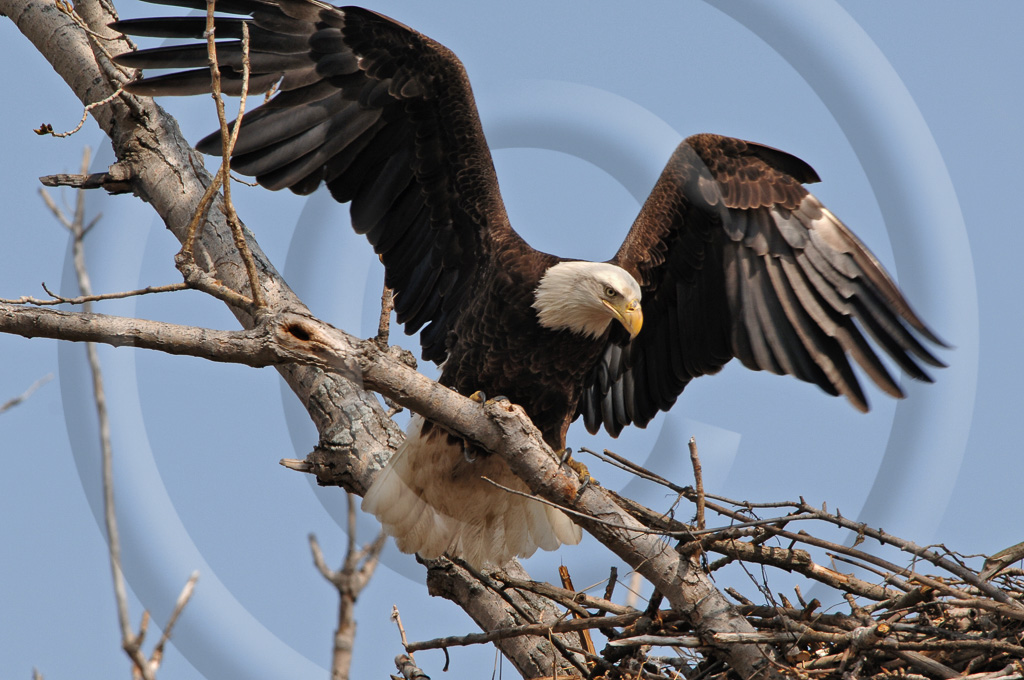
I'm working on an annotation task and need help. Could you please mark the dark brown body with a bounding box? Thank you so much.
[440,253,611,449]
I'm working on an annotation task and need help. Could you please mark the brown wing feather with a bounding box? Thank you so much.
[585,133,946,436]
[112,0,535,364]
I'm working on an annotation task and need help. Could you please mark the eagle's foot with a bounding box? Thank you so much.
[469,390,509,405]
[567,457,592,482]
[558,448,597,486]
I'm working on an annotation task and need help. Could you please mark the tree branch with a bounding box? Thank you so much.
[41,145,199,679]
[0,374,53,415]
[309,495,387,680]
[2,2,590,675]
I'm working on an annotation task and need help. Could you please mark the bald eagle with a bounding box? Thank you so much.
[112,0,945,567]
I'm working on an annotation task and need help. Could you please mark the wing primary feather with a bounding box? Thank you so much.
[115,42,311,71]
[805,201,948,348]
[394,261,443,332]
[722,244,755,368]
[748,256,823,384]
[600,380,621,437]
[666,296,688,380]
[252,107,382,191]
[111,16,248,39]
[799,240,857,312]
[581,382,601,435]
[124,68,284,97]
[848,299,935,383]
[763,256,844,396]
[130,0,266,14]
[621,366,637,424]
[350,147,414,233]
[364,183,421,248]
[787,255,901,402]
[736,249,783,374]
[802,233,944,369]
[610,375,627,428]
[419,314,449,364]
[367,191,427,254]
[776,257,869,405]
[630,346,653,428]
[224,91,357,157]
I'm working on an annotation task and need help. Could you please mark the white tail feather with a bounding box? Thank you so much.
[361,415,582,568]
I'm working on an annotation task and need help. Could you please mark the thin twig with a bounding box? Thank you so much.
[0,374,53,415]
[405,611,646,653]
[187,5,263,309]
[34,83,126,138]
[310,494,387,680]
[41,147,199,680]
[558,566,596,659]
[47,148,155,680]
[151,571,200,666]
[2,282,188,307]
[377,285,394,345]
[688,437,705,531]
[175,5,261,311]
[392,605,414,663]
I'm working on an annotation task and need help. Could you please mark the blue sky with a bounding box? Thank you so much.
[1,2,1021,679]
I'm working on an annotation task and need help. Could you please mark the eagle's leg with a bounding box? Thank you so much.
[470,390,591,483]
[463,391,508,462]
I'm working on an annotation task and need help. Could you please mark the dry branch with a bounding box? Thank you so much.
[0,374,52,415]
[310,497,386,680]
[41,147,199,680]
[393,654,430,680]
[407,612,648,653]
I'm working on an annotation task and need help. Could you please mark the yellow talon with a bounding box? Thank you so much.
[558,449,596,485]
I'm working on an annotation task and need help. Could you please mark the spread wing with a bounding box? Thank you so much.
[581,133,947,436]
[112,0,532,363]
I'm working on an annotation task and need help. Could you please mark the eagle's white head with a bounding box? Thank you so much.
[532,261,643,340]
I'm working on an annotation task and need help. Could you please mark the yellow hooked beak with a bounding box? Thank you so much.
[604,298,643,339]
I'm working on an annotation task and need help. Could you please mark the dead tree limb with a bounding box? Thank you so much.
[309,494,387,680]
[0,374,53,415]
[41,145,199,679]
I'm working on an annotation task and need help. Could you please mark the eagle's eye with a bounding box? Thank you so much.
[605,286,617,298]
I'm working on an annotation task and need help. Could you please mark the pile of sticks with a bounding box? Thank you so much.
[408,445,1024,679]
